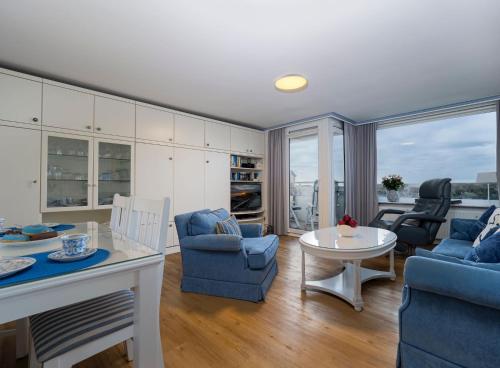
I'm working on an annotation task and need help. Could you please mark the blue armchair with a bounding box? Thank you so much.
[174,209,279,302]
[398,217,500,367]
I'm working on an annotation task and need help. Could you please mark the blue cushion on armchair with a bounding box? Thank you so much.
[243,235,279,269]
[188,209,230,236]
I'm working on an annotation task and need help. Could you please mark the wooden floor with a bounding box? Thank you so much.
[1,236,406,368]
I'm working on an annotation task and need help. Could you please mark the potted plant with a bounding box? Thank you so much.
[382,174,405,202]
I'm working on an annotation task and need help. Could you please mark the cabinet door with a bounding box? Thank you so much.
[205,121,230,150]
[0,73,41,126]
[173,148,205,215]
[174,115,205,147]
[42,132,93,212]
[136,143,174,218]
[94,139,134,209]
[205,151,230,211]
[0,126,41,225]
[249,131,265,155]
[136,105,174,143]
[230,127,249,153]
[94,96,135,138]
[42,84,94,132]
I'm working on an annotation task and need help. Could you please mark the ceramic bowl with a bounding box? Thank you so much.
[22,224,51,236]
[61,234,89,256]
[337,224,357,237]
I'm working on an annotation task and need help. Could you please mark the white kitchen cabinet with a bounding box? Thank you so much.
[230,127,265,155]
[0,73,42,126]
[41,131,94,212]
[135,143,174,218]
[204,151,230,210]
[136,104,174,143]
[230,127,248,153]
[93,138,134,209]
[174,148,205,215]
[0,126,41,225]
[94,96,135,138]
[205,121,230,150]
[42,83,94,132]
[174,115,205,147]
[249,131,265,155]
[166,222,180,248]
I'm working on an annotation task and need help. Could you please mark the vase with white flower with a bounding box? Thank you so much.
[382,175,405,202]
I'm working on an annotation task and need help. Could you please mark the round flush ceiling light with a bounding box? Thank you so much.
[274,74,308,92]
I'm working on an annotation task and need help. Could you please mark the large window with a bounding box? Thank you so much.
[377,110,497,206]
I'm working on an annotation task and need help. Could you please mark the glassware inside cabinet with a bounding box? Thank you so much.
[97,142,131,206]
[46,136,90,208]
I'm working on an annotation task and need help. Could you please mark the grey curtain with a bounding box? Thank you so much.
[267,128,287,235]
[497,101,500,196]
[344,123,378,225]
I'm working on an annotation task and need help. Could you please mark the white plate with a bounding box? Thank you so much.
[0,235,62,247]
[0,257,37,278]
[48,248,97,263]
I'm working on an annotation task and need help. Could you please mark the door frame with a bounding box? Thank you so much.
[285,118,344,235]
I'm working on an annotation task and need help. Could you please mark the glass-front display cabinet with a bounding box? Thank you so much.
[94,139,133,208]
[42,132,134,211]
[42,133,93,211]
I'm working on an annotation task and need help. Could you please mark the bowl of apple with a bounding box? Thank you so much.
[337,215,358,237]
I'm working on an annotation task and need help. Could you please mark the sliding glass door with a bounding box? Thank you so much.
[288,131,319,233]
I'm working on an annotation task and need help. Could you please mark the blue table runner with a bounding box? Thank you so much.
[0,249,110,288]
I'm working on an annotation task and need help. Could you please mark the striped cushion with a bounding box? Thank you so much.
[216,215,242,236]
[30,290,134,363]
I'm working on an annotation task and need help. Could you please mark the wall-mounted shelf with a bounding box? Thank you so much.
[231,208,264,215]
[237,216,264,223]
[230,166,262,171]
[231,180,262,183]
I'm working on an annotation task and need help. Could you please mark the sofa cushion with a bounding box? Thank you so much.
[432,238,473,259]
[188,209,230,236]
[243,235,279,269]
[466,231,500,263]
[473,208,500,246]
[479,205,497,223]
[216,215,242,236]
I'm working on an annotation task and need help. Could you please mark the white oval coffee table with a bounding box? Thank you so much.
[299,226,397,311]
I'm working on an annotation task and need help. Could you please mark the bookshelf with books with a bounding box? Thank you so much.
[230,154,265,224]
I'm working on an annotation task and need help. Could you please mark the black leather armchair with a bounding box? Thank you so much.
[369,178,452,254]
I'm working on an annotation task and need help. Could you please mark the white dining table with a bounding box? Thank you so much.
[0,222,164,368]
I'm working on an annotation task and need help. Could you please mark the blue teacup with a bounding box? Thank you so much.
[61,234,89,256]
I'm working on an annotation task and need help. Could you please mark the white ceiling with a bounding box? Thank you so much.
[1,1,499,129]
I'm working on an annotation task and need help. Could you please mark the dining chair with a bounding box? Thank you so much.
[28,196,170,368]
[109,194,131,235]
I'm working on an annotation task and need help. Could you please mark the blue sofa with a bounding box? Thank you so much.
[174,209,279,302]
[398,218,500,367]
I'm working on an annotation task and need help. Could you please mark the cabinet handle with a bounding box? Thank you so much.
[96,127,102,131]
[169,224,173,228]
[86,125,92,130]
[250,149,253,153]
[169,157,173,160]
[32,179,38,184]
[169,138,173,142]
[206,143,210,147]
[32,117,39,122]
[206,160,210,163]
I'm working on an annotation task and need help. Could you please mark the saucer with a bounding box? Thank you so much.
[48,248,97,263]
[0,257,36,278]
